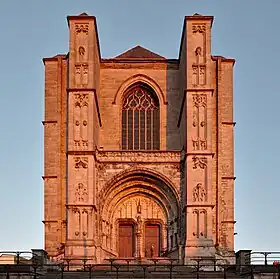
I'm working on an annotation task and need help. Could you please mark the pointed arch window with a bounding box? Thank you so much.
[122,83,160,150]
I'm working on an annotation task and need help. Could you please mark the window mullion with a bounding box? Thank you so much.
[151,109,153,149]
[144,109,147,150]
[132,108,134,150]
[126,109,128,150]
[139,109,141,149]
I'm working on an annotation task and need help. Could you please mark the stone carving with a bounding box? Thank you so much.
[75,23,89,34]
[136,215,143,234]
[96,150,181,163]
[193,139,207,151]
[192,94,207,151]
[192,24,206,34]
[82,64,89,85]
[79,46,85,56]
[193,109,198,127]
[193,183,206,202]
[82,209,89,237]
[75,183,88,202]
[192,209,207,238]
[74,93,89,107]
[73,92,89,147]
[199,209,207,238]
[192,23,207,84]
[137,200,141,214]
[193,94,207,107]
[72,207,81,237]
[192,65,198,76]
[199,66,206,85]
[74,140,88,147]
[74,157,88,168]
[82,140,88,147]
[97,163,110,171]
[101,219,110,247]
[199,66,205,75]
[200,140,207,150]
[115,196,165,221]
[75,64,89,86]
[195,47,202,56]
[192,156,207,169]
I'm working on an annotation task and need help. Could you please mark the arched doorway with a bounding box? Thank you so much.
[99,169,179,259]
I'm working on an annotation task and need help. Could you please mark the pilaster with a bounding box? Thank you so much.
[66,13,100,261]
[43,55,67,257]
[184,14,215,259]
[215,56,235,253]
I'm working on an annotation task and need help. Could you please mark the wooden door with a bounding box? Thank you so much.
[118,224,134,257]
[145,224,160,258]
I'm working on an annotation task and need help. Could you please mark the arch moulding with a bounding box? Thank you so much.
[112,74,168,105]
[99,167,179,202]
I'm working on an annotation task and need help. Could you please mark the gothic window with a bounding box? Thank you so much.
[122,83,160,150]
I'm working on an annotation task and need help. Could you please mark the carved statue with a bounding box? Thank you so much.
[151,244,154,258]
[137,200,141,214]
[136,215,143,234]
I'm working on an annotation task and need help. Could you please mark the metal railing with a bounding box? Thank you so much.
[1,250,280,279]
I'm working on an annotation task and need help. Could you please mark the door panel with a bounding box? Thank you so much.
[119,224,134,257]
[145,224,160,257]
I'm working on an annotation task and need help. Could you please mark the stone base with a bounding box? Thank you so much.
[184,241,235,270]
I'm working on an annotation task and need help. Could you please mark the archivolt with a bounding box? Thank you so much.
[112,74,167,105]
[99,168,179,221]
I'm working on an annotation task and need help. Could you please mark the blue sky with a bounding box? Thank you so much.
[0,0,279,254]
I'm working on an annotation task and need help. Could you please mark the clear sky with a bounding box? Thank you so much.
[0,0,279,254]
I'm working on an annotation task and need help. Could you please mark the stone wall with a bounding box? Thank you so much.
[43,13,235,263]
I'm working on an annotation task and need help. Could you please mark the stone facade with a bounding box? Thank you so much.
[43,13,235,264]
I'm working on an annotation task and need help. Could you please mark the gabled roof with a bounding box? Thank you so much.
[115,45,166,59]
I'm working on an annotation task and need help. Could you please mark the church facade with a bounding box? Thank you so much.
[43,13,235,264]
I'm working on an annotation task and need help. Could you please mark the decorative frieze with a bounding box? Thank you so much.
[96,150,181,163]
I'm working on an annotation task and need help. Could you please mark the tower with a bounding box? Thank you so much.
[43,13,235,264]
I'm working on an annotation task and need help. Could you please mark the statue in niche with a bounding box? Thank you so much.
[151,244,154,258]
[137,200,141,214]
[136,215,143,234]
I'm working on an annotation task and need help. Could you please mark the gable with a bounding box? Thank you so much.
[115,45,166,59]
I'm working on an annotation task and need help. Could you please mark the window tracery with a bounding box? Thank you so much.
[121,83,160,150]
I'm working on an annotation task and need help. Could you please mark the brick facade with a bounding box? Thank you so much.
[43,13,235,264]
